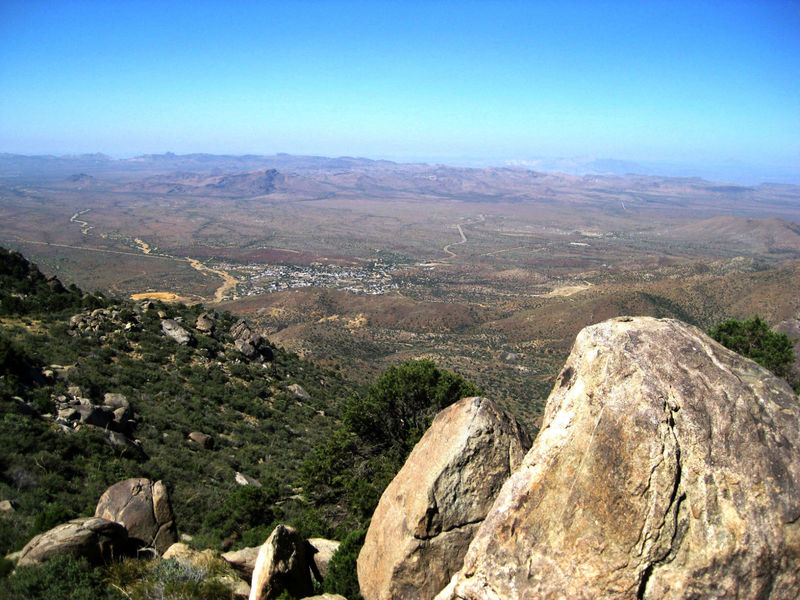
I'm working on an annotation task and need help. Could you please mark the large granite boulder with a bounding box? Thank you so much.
[436,317,800,600]
[16,517,129,567]
[95,478,177,554]
[358,396,532,600]
[161,318,193,345]
[249,525,313,600]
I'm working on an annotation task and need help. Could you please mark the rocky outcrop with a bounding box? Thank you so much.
[230,318,273,362]
[54,391,134,434]
[196,312,216,332]
[161,318,193,345]
[358,396,532,600]
[95,478,177,554]
[436,317,800,600]
[223,545,261,579]
[307,538,340,581]
[16,517,129,567]
[249,525,313,600]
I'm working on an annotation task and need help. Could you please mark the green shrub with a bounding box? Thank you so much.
[0,554,120,600]
[709,316,795,378]
[303,360,479,528]
[107,557,235,600]
[322,529,366,599]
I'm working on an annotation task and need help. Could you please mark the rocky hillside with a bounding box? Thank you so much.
[0,246,483,599]
[3,247,799,599]
[0,247,361,556]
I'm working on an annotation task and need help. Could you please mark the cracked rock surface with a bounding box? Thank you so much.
[16,517,129,567]
[95,478,177,554]
[358,396,532,600]
[435,317,800,600]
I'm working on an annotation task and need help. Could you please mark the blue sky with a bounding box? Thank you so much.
[1,0,798,175]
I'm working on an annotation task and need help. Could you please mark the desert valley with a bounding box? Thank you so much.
[2,152,800,430]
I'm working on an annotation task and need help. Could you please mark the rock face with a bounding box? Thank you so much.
[16,517,129,567]
[95,478,177,554]
[161,318,193,345]
[436,317,800,600]
[249,525,313,600]
[358,396,532,600]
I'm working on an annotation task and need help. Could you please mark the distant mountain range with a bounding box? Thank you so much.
[1,151,797,186]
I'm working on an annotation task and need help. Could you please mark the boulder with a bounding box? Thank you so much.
[230,318,253,340]
[103,392,129,411]
[161,318,193,345]
[358,396,532,600]
[188,431,214,449]
[16,517,129,567]
[300,596,348,600]
[76,403,115,428]
[235,471,262,487]
[236,338,259,359]
[223,545,261,579]
[249,525,313,600]
[196,312,216,332]
[95,478,177,554]
[436,317,800,600]
[307,538,340,582]
[288,384,311,400]
[162,542,217,565]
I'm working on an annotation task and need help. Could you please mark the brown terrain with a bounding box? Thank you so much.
[2,152,799,430]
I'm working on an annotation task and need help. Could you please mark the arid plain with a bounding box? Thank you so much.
[2,153,800,429]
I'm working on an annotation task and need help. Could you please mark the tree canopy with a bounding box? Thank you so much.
[709,316,795,378]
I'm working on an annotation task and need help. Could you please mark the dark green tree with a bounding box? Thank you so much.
[709,316,795,378]
[303,359,480,528]
[322,529,366,599]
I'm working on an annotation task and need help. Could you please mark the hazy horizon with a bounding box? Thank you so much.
[1,1,798,184]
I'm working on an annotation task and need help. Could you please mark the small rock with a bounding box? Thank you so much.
[0,499,16,513]
[235,472,261,487]
[288,384,310,400]
[188,431,214,449]
[162,542,216,565]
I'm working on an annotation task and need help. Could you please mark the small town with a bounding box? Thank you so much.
[232,262,401,296]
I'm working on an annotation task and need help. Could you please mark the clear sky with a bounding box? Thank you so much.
[1,0,798,173]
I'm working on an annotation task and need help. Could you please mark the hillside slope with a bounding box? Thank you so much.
[0,247,357,556]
